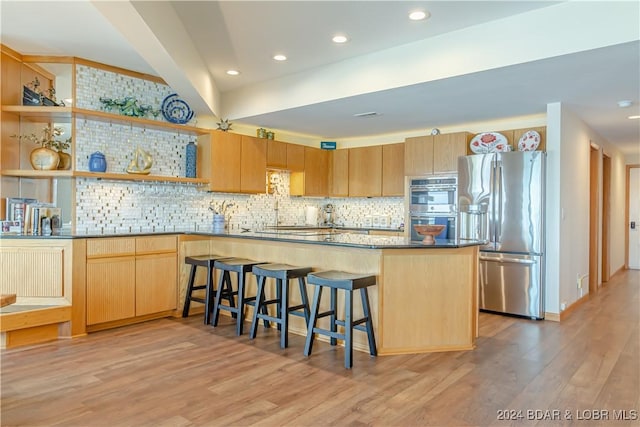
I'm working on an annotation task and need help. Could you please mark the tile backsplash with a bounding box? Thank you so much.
[74,171,404,234]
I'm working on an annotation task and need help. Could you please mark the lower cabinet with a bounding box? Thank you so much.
[86,256,136,325]
[135,252,177,316]
[86,236,177,327]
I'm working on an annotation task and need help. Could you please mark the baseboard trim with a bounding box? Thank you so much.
[560,293,590,321]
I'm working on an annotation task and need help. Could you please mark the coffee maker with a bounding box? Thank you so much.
[322,203,335,226]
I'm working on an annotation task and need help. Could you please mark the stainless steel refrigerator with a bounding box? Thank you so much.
[458,151,545,319]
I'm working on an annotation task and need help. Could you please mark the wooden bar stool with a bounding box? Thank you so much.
[249,263,312,349]
[211,258,265,336]
[182,255,234,325]
[303,270,377,369]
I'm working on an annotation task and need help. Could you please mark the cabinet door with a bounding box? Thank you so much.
[349,146,382,197]
[404,135,434,175]
[303,147,328,196]
[240,135,267,193]
[210,131,241,192]
[267,140,287,169]
[286,144,305,171]
[329,149,349,197]
[86,257,136,325]
[382,143,405,196]
[135,253,177,316]
[433,132,468,174]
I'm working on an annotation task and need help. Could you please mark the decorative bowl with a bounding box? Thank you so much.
[413,224,445,244]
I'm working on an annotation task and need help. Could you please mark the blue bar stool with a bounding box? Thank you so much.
[303,270,377,369]
[211,258,264,336]
[182,255,234,325]
[249,263,312,348]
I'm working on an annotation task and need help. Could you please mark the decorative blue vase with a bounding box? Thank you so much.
[185,141,197,178]
[89,152,107,172]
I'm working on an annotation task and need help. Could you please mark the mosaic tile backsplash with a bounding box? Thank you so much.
[75,172,405,234]
[72,64,405,233]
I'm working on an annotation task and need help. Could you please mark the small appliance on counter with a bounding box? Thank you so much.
[322,203,335,226]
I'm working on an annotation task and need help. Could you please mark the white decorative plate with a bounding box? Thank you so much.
[470,132,508,154]
[518,130,541,151]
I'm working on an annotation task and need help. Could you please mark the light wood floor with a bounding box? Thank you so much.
[1,270,638,426]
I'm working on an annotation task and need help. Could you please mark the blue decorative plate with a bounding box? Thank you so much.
[161,94,194,124]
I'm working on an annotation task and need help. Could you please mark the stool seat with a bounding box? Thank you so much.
[249,264,311,348]
[304,270,377,369]
[212,258,265,336]
[183,255,233,325]
[303,270,376,290]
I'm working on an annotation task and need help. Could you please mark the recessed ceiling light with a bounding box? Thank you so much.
[332,34,349,43]
[409,10,430,21]
[628,115,640,119]
[273,54,287,61]
[226,70,240,76]
[618,100,633,108]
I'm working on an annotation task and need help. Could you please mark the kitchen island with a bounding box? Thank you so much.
[1,230,480,354]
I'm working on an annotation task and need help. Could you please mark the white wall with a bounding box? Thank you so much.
[546,102,629,316]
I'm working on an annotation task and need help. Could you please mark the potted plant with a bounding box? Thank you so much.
[11,125,66,170]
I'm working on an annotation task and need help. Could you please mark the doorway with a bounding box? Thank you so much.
[589,146,600,294]
[602,155,611,283]
[627,165,640,270]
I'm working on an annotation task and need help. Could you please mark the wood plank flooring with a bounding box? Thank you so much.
[1,270,638,426]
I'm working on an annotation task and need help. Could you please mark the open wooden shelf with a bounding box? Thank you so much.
[1,105,210,135]
[1,169,209,184]
[1,105,73,122]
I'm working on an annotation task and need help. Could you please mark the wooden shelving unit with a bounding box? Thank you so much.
[2,105,209,135]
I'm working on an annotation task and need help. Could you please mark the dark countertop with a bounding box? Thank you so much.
[1,228,483,249]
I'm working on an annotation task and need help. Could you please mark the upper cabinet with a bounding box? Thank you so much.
[329,149,349,197]
[240,135,267,193]
[433,132,469,174]
[207,130,241,193]
[349,146,382,197]
[286,144,305,171]
[266,139,287,169]
[206,132,267,194]
[382,143,405,196]
[291,147,328,196]
[405,132,469,175]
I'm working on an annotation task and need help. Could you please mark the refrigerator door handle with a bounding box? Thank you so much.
[480,256,537,265]
[495,162,502,243]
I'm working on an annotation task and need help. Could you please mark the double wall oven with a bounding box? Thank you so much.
[407,176,457,241]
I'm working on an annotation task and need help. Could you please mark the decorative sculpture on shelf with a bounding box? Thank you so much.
[99,96,160,118]
[126,147,153,175]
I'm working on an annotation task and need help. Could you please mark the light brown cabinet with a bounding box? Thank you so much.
[266,139,287,169]
[240,135,267,193]
[349,146,382,197]
[208,130,241,192]
[329,149,349,197]
[433,132,469,174]
[291,147,328,196]
[135,236,177,316]
[382,143,405,196]
[86,236,177,327]
[207,132,266,194]
[286,144,305,171]
[405,132,469,175]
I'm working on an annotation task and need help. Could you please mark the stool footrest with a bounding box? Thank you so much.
[335,318,369,328]
[315,310,336,319]
[311,328,343,341]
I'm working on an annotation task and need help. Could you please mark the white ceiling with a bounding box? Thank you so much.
[1,1,639,155]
